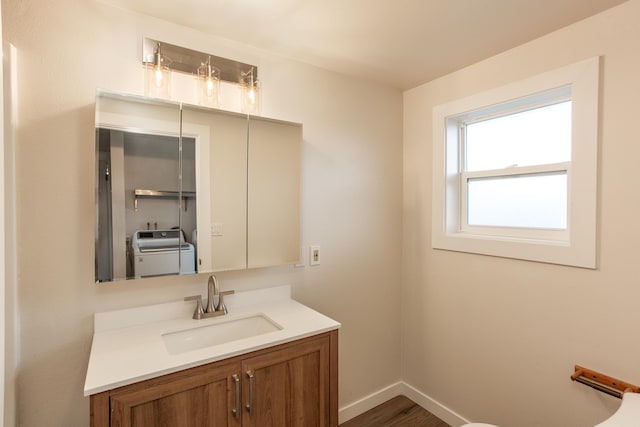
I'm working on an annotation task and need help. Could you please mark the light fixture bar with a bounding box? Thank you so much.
[142,37,258,84]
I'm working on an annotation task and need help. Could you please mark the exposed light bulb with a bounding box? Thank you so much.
[154,67,164,88]
[240,67,260,114]
[196,57,219,107]
[206,78,214,96]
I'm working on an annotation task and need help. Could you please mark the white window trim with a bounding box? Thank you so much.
[432,57,599,268]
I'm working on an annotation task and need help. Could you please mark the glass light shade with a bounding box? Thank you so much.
[196,63,220,108]
[144,63,171,99]
[241,80,261,115]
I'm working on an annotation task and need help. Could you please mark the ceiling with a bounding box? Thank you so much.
[101,0,627,90]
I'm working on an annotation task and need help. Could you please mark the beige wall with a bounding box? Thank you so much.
[2,0,403,424]
[403,1,640,426]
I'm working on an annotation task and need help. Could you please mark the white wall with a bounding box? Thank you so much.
[2,0,403,424]
[403,1,640,426]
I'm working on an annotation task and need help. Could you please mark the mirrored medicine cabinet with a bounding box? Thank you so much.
[95,90,301,283]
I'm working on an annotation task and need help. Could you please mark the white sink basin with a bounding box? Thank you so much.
[162,314,282,355]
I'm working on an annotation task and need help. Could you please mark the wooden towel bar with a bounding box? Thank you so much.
[571,365,640,399]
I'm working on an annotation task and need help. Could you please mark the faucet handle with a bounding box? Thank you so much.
[216,290,235,314]
[184,295,205,320]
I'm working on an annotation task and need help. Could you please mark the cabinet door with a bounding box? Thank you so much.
[241,335,330,427]
[109,361,242,427]
[95,92,182,282]
[247,117,302,269]
[182,106,249,273]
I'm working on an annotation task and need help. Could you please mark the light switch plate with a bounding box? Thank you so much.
[211,223,223,236]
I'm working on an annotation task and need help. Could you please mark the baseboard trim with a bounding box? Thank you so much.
[338,381,470,426]
[338,382,405,424]
[402,382,470,427]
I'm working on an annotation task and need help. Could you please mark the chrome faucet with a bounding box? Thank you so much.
[206,275,218,314]
[185,275,234,320]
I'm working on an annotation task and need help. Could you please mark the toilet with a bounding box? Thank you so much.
[595,393,640,427]
[462,393,640,427]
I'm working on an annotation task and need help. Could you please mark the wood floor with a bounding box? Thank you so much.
[339,395,451,427]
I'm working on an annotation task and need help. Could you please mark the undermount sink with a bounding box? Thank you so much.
[162,314,282,355]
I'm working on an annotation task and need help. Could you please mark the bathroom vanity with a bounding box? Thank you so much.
[85,286,340,426]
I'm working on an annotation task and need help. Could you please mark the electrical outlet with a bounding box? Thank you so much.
[310,245,320,266]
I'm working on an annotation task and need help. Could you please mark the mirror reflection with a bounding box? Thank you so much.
[95,91,302,284]
[95,93,197,282]
[96,130,197,281]
[181,105,249,273]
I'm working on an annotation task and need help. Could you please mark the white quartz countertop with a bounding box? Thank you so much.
[84,285,341,396]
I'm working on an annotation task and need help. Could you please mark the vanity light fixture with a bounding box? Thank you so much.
[241,67,261,115]
[143,42,171,99]
[196,56,220,108]
[142,38,259,111]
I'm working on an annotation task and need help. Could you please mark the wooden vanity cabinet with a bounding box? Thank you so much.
[241,333,331,427]
[90,331,338,427]
[107,360,239,427]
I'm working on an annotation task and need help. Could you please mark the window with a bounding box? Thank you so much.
[461,95,571,240]
[432,57,599,268]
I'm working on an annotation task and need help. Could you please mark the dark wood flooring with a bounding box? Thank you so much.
[340,395,451,427]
